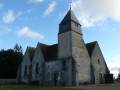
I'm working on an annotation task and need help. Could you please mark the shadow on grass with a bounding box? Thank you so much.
[0,85,83,90]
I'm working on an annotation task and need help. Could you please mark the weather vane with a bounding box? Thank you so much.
[118,68,120,74]
[70,1,73,10]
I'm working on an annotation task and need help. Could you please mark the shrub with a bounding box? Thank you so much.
[30,80,39,85]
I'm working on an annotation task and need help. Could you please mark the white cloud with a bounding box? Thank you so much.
[114,55,120,61]
[44,1,56,16]
[72,0,120,27]
[16,10,32,17]
[0,26,11,36]
[3,9,32,23]
[17,26,44,40]
[107,54,120,78]
[0,3,3,9]
[0,30,11,36]
[29,0,44,3]
[57,12,67,21]
[25,9,32,13]
[108,62,120,78]
[16,11,23,17]
[3,10,15,23]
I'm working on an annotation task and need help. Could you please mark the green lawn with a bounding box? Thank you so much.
[0,85,82,90]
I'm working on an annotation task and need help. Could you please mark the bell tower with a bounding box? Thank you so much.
[58,9,91,85]
[58,9,82,58]
[59,9,82,35]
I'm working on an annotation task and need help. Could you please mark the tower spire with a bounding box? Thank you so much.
[70,1,72,10]
[59,5,82,34]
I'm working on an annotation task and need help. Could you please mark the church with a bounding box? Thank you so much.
[17,8,110,86]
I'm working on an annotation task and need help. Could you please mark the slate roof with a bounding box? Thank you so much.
[27,46,36,61]
[38,43,49,61]
[28,41,97,61]
[45,44,58,61]
[60,9,81,25]
[86,41,97,57]
[38,43,58,61]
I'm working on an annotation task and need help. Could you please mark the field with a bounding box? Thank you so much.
[0,85,82,90]
[0,84,120,90]
[71,83,120,90]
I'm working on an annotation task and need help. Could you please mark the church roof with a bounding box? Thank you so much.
[38,43,58,62]
[28,41,98,61]
[27,46,36,61]
[86,41,97,57]
[60,9,81,25]
[45,44,58,61]
[38,43,49,61]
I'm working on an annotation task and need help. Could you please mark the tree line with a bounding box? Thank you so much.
[0,44,23,78]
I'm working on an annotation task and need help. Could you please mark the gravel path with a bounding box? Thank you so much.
[69,83,120,90]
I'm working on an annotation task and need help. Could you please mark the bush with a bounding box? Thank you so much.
[104,74,114,83]
[30,80,39,85]
[83,82,89,85]
[79,82,89,86]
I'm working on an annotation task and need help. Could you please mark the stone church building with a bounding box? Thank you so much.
[17,9,110,86]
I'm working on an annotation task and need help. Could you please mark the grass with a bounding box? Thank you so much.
[0,85,82,90]
[1,84,120,90]
[94,83,120,87]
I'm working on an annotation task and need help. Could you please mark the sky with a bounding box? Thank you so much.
[0,0,120,78]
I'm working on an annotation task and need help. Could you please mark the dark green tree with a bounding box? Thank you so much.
[0,48,23,78]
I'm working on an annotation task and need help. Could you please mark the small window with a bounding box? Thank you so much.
[36,63,39,74]
[24,65,27,76]
[62,60,66,71]
[98,59,100,64]
[48,65,51,72]
[75,23,78,27]
[72,60,75,70]
[40,73,41,76]
[64,23,67,26]
[48,65,50,69]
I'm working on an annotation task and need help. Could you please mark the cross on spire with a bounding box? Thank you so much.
[70,1,72,10]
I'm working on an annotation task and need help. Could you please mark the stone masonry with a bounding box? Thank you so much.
[17,9,110,86]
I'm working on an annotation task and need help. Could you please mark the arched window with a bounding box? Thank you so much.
[98,59,100,64]
[36,63,39,74]
[24,65,27,76]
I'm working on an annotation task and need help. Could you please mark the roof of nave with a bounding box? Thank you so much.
[38,43,49,61]
[86,41,97,57]
[38,43,50,57]
[38,43,58,62]
[45,44,58,61]
[27,46,36,61]
[27,41,97,61]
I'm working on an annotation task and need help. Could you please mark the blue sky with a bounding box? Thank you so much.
[0,0,120,78]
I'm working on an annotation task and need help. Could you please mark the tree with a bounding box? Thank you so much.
[0,49,23,78]
[14,43,23,53]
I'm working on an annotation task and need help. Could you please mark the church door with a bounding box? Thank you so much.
[99,73,103,84]
[54,72,58,86]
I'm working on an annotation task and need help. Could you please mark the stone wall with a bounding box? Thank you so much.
[32,44,44,84]
[21,48,31,83]
[0,79,16,85]
[44,58,76,86]
[58,31,72,58]
[58,30,91,85]
[71,21,82,35]
[45,60,62,86]
[91,42,107,84]
[71,31,91,84]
